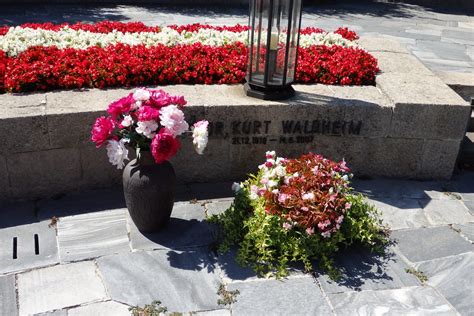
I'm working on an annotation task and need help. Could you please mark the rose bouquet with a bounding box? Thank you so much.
[209,151,388,279]
[91,88,208,168]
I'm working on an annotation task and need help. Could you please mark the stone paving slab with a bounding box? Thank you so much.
[0,275,17,316]
[329,286,457,315]
[391,226,473,263]
[192,310,231,316]
[463,200,474,215]
[415,252,474,316]
[205,199,234,217]
[352,178,448,200]
[96,248,221,312]
[415,40,471,61]
[368,198,430,230]
[317,247,420,294]
[37,189,126,221]
[358,36,410,54]
[57,209,130,262]
[67,301,131,316]
[129,202,215,251]
[422,199,474,225]
[1,176,473,315]
[0,221,59,274]
[227,276,333,316]
[34,310,67,316]
[216,248,308,284]
[371,51,433,76]
[17,261,108,315]
[453,223,474,242]
[0,201,37,229]
[216,249,260,284]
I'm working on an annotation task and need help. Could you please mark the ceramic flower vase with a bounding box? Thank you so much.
[123,151,176,233]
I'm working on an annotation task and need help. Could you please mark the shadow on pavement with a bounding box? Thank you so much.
[132,217,216,249]
[0,201,38,229]
[306,1,473,18]
[1,1,471,26]
[305,1,417,18]
[0,4,247,25]
[319,245,398,291]
[166,247,218,274]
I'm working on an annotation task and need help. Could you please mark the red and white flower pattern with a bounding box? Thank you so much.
[0,22,378,93]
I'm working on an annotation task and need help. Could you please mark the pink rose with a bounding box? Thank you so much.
[136,105,160,121]
[91,116,115,148]
[151,129,181,163]
[107,93,134,118]
[170,95,186,107]
[148,89,172,108]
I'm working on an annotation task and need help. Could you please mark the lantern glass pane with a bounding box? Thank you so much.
[247,0,255,76]
[267,0,290,86]
[286,0,302,84]
[249,0,271,86]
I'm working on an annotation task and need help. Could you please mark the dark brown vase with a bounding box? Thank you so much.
[122,151,176,233]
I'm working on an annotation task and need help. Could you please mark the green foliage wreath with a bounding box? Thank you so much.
[208,152,388,279]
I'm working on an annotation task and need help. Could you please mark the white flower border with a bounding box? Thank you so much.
[0,26,357,57]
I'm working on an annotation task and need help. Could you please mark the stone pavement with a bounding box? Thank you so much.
[0,1,473,75]
[0,172,473,315]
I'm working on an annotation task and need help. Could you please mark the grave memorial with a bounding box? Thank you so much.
[0,21,470,201]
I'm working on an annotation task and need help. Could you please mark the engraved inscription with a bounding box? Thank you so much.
[207,119,363,145]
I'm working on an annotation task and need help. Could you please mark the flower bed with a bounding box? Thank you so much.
[209,151,388,279]
[0,22,378,93]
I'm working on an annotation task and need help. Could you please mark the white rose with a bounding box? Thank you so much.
[135,120,158,139]
[159,105,189,137]
[121,115,133,127]
[106,139,129,169]
[192,120,209,155]
[133,88,151,101]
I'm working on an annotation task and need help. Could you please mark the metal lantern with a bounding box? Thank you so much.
[244,0,303,100]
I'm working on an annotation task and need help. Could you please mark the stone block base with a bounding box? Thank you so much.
[0,37,470,202]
